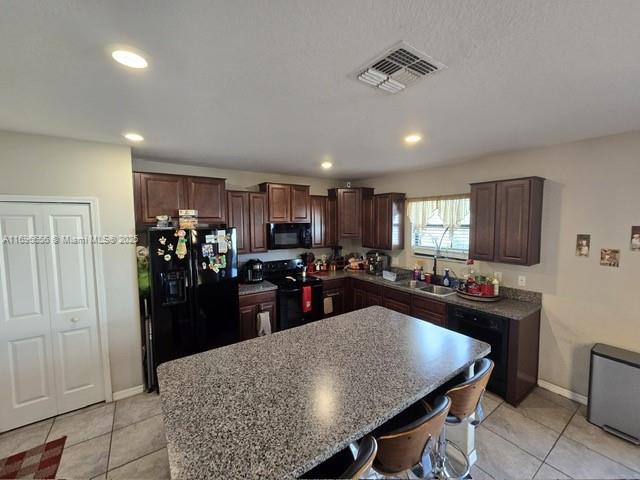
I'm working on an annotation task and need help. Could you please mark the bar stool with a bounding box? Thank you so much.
[301,436,377,479]
[433,358,494,479]
[372,395,451,478]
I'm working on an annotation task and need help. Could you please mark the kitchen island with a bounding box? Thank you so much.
[157,306,491,479]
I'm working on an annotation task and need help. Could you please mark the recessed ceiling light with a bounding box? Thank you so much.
[321,161,333,170]
[404,134,422,144]
[123,132,144,142]
[111,49,148,69]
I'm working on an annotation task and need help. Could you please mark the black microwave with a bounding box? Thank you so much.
[268,223,312,250]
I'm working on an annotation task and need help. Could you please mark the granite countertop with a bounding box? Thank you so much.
[238,280,278,296]
[316,270,542,320]
[157,306,490,479]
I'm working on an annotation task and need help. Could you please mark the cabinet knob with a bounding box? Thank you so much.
[70,317,80,323]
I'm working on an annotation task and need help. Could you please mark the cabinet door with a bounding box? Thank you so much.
[137,172,187,224]
[311,196,326,248]
[469,183,497,261]
[365,292,383,307]
[375,195,392,250]
[495,179,530,264]
[186,176,226,223]
[239,304,258,341]
[352,287,367,311]
[338,189,362,238]
[227,192,250,254]
[326,195,338,247]
[323,288,344,318]
[290,185,311,223]
[258,300,277,333]
[411,295,447,327]
[265,184,290,223]
[249,193,268,252]
[362,192,375,248]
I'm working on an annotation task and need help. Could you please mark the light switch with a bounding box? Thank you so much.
[518,275,526,287]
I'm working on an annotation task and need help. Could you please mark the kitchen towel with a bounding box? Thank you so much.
[256,311,271,336]
[323,296,333,315]
[302,285,312,313]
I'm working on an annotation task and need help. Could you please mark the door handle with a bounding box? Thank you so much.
[70,317,80,323]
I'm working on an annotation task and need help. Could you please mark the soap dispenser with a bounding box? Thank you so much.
[443,268,451,287]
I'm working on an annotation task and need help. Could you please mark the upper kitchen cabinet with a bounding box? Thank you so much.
[469,177,544,265]
[362,191,405,251]
[186,176,226,223]
[326,195,338,246]
[226,191,267,253]
[134,172,227,225]
[134,172,188,224]
[259,183,310,223]
[311,195,327,248]
[329,188,372,239]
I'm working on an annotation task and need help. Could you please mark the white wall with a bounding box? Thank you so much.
[0,131,141,394]
[356,131,640,396]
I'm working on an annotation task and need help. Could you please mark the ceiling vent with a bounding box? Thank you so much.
[355,41,446,94]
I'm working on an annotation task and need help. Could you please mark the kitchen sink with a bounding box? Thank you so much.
[420,284,456,296]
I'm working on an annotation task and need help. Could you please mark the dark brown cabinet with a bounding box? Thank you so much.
[133,172,227,226]
[362,189,375,248]
[323,278,347,319]
[382,288,411,315]
[326,195,338,246]
[311,195,327,247]
[469,183,497,261]
[410,295,447,327]
[227,191,250,253]
[374,193,405,251]
[186,176,226,223]
[239,291,277,341]
[135,172,188,224]
[351,279,382,309]
[226,191,267,253]
[260,183,310,223]
[329,188,370,239]
[469,177,544,266]
[248,193,268,252]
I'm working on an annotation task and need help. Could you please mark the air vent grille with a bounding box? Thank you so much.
[356,41,446,94]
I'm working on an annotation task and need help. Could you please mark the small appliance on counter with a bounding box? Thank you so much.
[243,258,264,283]
[366,250,390,276]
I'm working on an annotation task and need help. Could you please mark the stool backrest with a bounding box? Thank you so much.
[374,396,451,474]
[446,358,494,420]
[340,436,377,479]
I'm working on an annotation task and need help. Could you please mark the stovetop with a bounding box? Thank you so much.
[262,259,323,287]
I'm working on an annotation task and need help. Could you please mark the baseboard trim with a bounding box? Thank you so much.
[537,379,588,405]
[112,385,145,401]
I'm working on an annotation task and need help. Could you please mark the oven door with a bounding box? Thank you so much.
[268,223,311,249]
[449,308,509,397]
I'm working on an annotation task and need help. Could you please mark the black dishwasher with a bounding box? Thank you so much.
[448,306,509,397]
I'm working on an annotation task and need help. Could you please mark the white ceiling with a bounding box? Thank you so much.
[2,1,640,179]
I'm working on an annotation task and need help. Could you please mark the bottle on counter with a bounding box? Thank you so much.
[443,269,451,287]
[419,267,425,281]
[492,277,500,296]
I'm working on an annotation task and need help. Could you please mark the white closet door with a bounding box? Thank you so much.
[42,203,104,414]
[0,204,57,431]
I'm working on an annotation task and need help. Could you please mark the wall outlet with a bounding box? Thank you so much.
[494,272,503,282]
[518,275,527,287]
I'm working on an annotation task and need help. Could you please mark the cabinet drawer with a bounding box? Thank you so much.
[239,290,276,307]
[411,295,447,315]
[383,297,411,315]
[383,287,411,305]
[323,277,347,290]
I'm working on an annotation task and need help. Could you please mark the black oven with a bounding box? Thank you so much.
[448,306,509,398]
[268,223,312,250]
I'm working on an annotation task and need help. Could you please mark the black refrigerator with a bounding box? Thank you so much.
[145,226,239,389]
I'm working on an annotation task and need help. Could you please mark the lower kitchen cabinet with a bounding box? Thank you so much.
[239,291,277,341]
[323,278,347,318]
[351,278,383,310]
[382,288,411,315]
[410,295,447,327]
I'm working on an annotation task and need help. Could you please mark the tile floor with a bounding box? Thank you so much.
[0,387,638,479]
[0,392,169,479]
